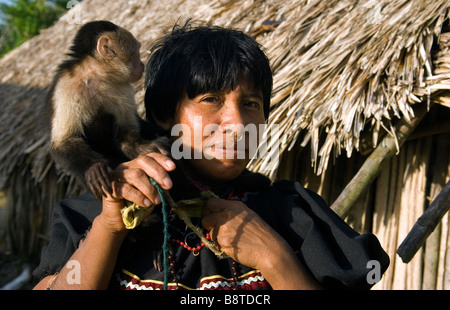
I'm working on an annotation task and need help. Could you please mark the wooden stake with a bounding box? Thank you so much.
[397,180,450,263]
[331,102,431,218]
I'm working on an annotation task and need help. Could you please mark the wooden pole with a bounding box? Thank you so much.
[397,180,450,263]
[331,102,431,218]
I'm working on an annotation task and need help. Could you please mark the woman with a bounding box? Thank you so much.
[33,22,389,290]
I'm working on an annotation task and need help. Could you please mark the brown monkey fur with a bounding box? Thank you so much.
[46,21,168,198]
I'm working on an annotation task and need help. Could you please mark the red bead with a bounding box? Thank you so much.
[172,236,208,253]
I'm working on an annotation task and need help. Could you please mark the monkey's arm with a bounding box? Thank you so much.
[51,136,112,197]
[120,127,171,158]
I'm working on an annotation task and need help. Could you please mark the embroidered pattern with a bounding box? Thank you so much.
[115,269,270,290]
[227,191,260,202]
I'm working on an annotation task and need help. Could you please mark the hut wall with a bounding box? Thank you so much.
[278,131,450,289]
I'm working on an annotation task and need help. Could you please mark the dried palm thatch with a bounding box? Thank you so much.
[0,0,449,262]
[247,0,450,176]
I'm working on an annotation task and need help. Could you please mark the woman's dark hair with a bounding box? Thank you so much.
[144,22,273,127]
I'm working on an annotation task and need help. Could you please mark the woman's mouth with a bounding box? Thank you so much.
[204,142,248,159]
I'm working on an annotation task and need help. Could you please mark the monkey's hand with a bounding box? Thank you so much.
[138,136,171,156]
[152,136,171,156]
[85,162,113,198]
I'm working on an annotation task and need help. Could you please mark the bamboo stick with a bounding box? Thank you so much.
[423,222,441,289]
[410,138,430,289]
[422,134,450,288]
[392,146,409,289]
[331,102,431,218]
[444,218,450,289]
[437,157,450,289]
[436,209,449,289]
[371,158,392,289]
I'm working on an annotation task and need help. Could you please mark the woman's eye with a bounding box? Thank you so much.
[201,96,220,103]
[244,101,261,109]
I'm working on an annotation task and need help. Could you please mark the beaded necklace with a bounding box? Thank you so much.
[172,231,210,256]
[150,166,270,290]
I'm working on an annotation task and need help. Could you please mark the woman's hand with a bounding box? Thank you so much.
[201,198,322,289]
[201,198,281,268]
[33,152,177,290]
[96,152,176,234]
[111,152,176,206]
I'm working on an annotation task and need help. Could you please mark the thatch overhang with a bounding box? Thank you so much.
[0,0,449,264]
[252,0,450,176]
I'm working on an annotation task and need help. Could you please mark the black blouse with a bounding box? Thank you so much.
[33,170,389,290]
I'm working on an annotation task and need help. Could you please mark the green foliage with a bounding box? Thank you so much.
[0,0,69,57]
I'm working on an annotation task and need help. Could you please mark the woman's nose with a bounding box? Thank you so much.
[218,101,245,131]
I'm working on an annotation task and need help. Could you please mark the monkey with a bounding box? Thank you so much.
[46,20,168,198]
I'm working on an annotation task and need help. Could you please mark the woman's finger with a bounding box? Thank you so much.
[144,152,176,172]
[122,154,174,190]
[201,212,215,231]
[202,197,229,216]
[110,152,176,207]
[138,156,173,189]
[201,199,233,232]
[115,167,160,204]
[113,180,154,208]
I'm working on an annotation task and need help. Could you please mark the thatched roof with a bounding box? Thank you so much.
[0,0,449,258]
[257,0,450,175]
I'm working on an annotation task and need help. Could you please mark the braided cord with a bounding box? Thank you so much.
[149,177,171,290]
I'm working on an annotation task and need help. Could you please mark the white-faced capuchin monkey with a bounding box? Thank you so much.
[46,20,168,198]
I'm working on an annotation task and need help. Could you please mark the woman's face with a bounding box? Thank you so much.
[166,77,266,182]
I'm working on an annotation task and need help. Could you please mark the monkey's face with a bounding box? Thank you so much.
[96,28,144,83]
[168,76,266,182]
[129,42,145,83]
